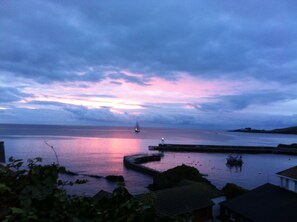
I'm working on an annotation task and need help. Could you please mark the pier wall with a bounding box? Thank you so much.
[0,141,5,163]
[149,144,297,155]
[123,154,161,176]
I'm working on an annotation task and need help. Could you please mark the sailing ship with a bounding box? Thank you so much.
[134,121,140,133]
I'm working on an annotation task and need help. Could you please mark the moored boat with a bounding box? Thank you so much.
[226,154,243,166]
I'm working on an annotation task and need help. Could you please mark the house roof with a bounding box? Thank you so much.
[149,184,214,217]
[93,190,112,200]
[220,183,297,222]
[176,180,224,199]
[276,165,297,180]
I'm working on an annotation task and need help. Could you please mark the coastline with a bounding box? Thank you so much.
[229,126,297,135]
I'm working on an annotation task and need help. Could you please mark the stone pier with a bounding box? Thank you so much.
[149,143,297,155]
[123,153,163,176]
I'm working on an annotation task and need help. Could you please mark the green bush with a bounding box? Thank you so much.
[0,157,157,222]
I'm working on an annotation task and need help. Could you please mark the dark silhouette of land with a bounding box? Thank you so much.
[230,126,297,135]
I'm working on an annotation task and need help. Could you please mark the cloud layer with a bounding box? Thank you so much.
[1,0,297,129]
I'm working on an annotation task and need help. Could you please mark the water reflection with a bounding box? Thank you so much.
[226,164,242,173]
[3,136,153,195]
[2,126,297,195]
[144,152,297,190]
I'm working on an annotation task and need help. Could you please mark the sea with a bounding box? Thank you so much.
[1,124,297,196]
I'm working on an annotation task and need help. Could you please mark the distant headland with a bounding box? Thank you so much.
[229,126,297,135]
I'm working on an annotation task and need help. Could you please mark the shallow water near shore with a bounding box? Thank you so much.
[1,124,297,195]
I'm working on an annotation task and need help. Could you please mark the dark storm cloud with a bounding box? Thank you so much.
[143,113,197,126]
[192,91,296,112]
[75,94,117,98]
[108,73,150,86]
[0,87,32,103]
[0,107,83,125]
[1,0,297,84]
[64,105,116,122]
[27,101,117,122]
[29,101,66,107]
[109,81,122,85]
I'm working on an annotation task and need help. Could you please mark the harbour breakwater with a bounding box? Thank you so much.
[123,143,297,177]
[123,153,163,176]
[149,144,297,155]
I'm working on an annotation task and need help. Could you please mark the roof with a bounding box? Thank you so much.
[93,190,112,200]
[176,180,224,199]
[220,183,297,222]
[277,165,297,180]
[150,184,214,217]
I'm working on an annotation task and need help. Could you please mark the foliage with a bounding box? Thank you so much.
[0,157,158,222]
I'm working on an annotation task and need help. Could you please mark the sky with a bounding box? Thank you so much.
[0,0,297,129]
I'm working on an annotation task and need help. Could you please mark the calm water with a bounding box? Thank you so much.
[1,124,297,195]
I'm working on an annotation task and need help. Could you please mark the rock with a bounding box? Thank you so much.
[148,164,211,190]
[105,175,124,182]
[84,174,102,179]
[64,170,79,176]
